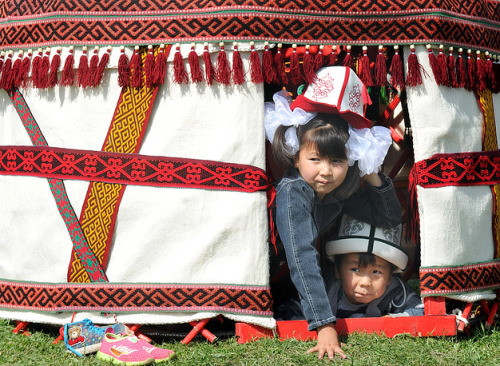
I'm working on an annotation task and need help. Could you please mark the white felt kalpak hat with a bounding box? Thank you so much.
[325,215,408,272]
[291,66,372,129]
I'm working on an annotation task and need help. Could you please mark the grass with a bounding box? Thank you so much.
[0,318,499,365]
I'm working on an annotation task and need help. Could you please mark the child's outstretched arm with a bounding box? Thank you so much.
[307,323,346,360]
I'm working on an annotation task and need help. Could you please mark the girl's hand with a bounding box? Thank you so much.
[362,172,383,187]
[306,323,347,360]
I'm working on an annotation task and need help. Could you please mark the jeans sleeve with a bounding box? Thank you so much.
[276,182,337,330]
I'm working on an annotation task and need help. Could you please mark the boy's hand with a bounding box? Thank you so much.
[306,323,347,360]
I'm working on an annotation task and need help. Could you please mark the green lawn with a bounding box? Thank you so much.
[0,318,499,365]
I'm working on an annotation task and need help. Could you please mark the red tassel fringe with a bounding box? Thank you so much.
[17,50,32,88]
[314,45,325,72]
[8,51,23,89]
[447,47,458,88]
[406,46,422,87]
[130,46,142,88]
[0,51,13,89]
[173,44,189,84]
[249,42,264,84]
[87,47,99,87]
[154,44,168,85]
[231,43,245,85]
[189,43,204,84]
[467,50,477,91]
[60,47,75,87]
[77,46,89,88]
[375,45,387,87]
[342,45,353,69]
[215,43,231,86]
[203,43,215,86]
[30,49,42,88]
[436,45,449,87]
[94,47,110,87]
[48,47,61,88]
[274,44,287,84]
[476,51,487,91]
[389,45,404,89]
[302,45,316,84]
[144,45,156,87]
[486,52,493,91]
[289,44,302,85]
[427,45,441,85]
[0,52,5,75]
[492,55,499,93]
[38,48,51,89]
[117,46,130,88]
[359,46,374,87]
[262,42,276,84]
[327,45,337,66]
[455,48,467,89]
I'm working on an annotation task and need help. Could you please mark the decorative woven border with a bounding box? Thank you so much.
[0,0,499,52]
[420,261,500,296]
[413,150,500,188]
[0,280,273,315]
[0,145,271,193]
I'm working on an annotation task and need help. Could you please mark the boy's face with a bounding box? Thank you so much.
[336,253,392,305]
[294,144,349,200]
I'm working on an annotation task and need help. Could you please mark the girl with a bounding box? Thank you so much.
[264,66,402,360]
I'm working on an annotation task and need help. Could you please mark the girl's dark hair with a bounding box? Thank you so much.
[334,253,396,274]
[272,112,361,200]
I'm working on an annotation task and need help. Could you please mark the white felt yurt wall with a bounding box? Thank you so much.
[0,44,276,328]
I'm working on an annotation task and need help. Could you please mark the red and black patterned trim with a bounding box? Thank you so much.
[0,280,273,315]
[413,150,500,188]
[420,261,500,296]
[0,145,271,193]
[1,0,499,52]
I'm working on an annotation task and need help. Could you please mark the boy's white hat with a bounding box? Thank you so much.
[325,215,408,272]
[290,66,372,129]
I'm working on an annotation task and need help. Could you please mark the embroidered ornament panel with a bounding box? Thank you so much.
[420,261,500,295]
[0,146,271,192]
[1,0,499,52]
[0,280,273,315]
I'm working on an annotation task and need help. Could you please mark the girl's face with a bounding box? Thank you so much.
[295,143,349,200]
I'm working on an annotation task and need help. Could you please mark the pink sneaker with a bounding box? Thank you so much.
[97,331,175,365]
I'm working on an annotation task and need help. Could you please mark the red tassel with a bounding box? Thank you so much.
[59,46,75,87]
[215,42,231,85]
[467,49,477,90]
[455,48,467,89]
[203,43,215,86]
[405,166,420,246]
[117,46,130,88]
[302,45,316,84]
[87,46,99,87]
[48,47,61,88]
[262,42,276,84]
[374,45,387,87]
[154,44,168,85]
[144,45,156,87]
[426,44,441,85]
[0,51,13,89]
[231,42,245,85]
[389,45,404,89]
[447,47,458,88]
[249,41,264,84]
[313,45,325,72]
[8,51,23,89]
[94,46,110,87]
[31,48,43,88]
[289,44,302,85]
[476,51,487,91]
[342,45,353,69]
[406,45,423,87]
[188,43,203,83]
[173,43,188,84]
[486,52,493,91]
[77,46,89,88]
[274,43,287,84]
[38,48,51,89]
[437,45,449,87]
[0,51,5,75]
[359,46,374,87]
[17,49,32,88]
[327,45,337,66]
[130,46,143,88]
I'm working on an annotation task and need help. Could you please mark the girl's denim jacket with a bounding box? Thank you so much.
[275,168,402,331]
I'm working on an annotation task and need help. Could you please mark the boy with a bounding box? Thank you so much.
[324,214,424,318]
